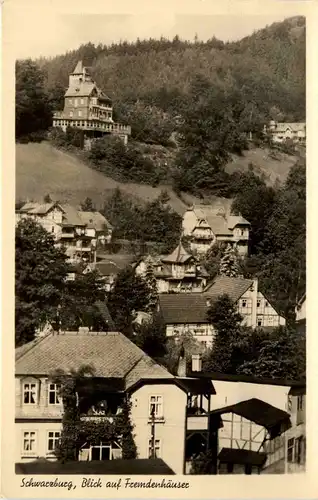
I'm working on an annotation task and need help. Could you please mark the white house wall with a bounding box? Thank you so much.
[131,384,187,474]
[166,324,215,348]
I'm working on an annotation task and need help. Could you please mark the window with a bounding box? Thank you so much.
[257,299,261,308]
[241,229,245,236]
[69,99,72,104]
[48,383,60,405]
[149,395,163,419]
[47,431,60,453]
[81,98,84,105]
[78,110,82,117]
[74,98,78,107]
[257,316,263,327]
[297,395,304,411]
[23,431,37,454]
[90,442,111,461]
[148,439,161,458]
[23,382,37,405]
[70,111,73,117]
[265,301,269,307]
[287,438,295,463]
[242,299,247,308]
[51,226,55,233]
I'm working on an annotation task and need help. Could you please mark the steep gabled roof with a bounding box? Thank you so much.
[158,293,210,324]
[191,205,250,235]
[161,242,192,264]
[15,330,173,391]
[19,202,63,216]
[72,61,84,74]
[204,276,254,303]
[209,398,291,431]
[78,211,112,231]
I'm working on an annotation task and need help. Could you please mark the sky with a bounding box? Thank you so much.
[6,1,304,60]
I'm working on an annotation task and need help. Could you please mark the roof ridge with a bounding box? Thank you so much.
[15,332,53,361]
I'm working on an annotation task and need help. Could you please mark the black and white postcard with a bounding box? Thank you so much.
[1,0,317,497]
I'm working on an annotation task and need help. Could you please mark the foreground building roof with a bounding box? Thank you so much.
[15,330,173,390]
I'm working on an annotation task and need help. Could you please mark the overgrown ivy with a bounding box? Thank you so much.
[52,365,137,462]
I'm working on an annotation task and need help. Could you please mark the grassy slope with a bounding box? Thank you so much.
[16,141,297,214]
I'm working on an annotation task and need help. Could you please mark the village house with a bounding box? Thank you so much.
[157,293,215,349]
[15,329,217,475]
[52,61,131,147]
[264,120,306,143]
[182,205,250,256]
[135,242,208,293]
[204,276,286,329]
[16,202,112,264]
[83,254,135,292]
[189,363,306,474]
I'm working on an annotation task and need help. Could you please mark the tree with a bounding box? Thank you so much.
[115,397,137,459]
[204,295,243,373]
[52,364,96,463]
[107,266,152,337]
[143,260,159,312]
[43,193,52,203]
[200,242,227,280]
[237,326,306,380]
[59,271,106,331]
[134,314,167,360]
[80,197,95,212]
[15,219,68,346]
[219,244,240,277]
[16,59,52,140]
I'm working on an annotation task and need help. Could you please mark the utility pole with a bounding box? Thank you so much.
[150,406,156,459]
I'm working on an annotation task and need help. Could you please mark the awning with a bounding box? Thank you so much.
[218,448,267,467]
[209,398,291,432]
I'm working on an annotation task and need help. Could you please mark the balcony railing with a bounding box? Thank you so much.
[187,414,209,431]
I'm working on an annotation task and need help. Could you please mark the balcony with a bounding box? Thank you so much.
[187,414,209,431]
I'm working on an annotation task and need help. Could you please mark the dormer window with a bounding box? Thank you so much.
[23,382,38,405]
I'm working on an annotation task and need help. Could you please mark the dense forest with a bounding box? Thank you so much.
[16,16,305,197]
[15,16,306,323]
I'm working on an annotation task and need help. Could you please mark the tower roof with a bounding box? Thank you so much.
[72,60,84,74]
[162,242,192,264]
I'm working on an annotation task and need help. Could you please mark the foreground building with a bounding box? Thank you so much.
[52,61,131,146]
[182,205,250,256]
[16,202,112,263]
[15,329,215,474]
[189,365,306,474]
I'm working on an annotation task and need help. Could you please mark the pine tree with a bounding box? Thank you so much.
[143,259,158,312]
[219,244,240,277]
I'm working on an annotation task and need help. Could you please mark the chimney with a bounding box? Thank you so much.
[177,345,187,377]
[192,354,202,373]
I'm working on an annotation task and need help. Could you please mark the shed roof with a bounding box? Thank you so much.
[209,398,291,431]
[218,448,267,467]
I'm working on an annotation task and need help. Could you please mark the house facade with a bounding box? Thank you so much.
[204,276,286,329]
[182,205,250,256]
[135,243,208,293]
[52,61,131,146]
[264,121,306,143]
[189,367,306,474]
[158,293,215,349]
[15,329,216,475]
[16,202,112,263]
